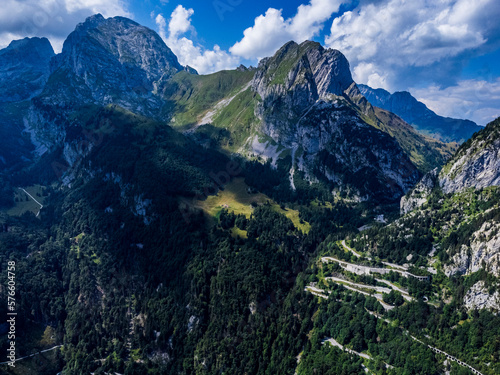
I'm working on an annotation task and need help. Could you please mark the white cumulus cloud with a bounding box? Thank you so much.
[412,79,500,125]
[230,0,343,59]
[155,5,239,74]
[325,0,500,91]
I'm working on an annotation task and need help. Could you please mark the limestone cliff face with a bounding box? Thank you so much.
[0,37,55,169]
[444,221,500,278]
[252,41,354,144]
[439,118,500,194]
[250,41,420,201]
[464,281,500,312]
[401,117,500,214]
[26,14,186,165]
[44,14,182,116]
[400,168,438,214]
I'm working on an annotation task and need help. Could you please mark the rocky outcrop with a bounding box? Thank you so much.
[400,168,438,214]
[444,221,500,277]
[359,84,482,143]
[250,41,420,201]
[0,37,54,102]
[439,118,500,194]
[464,281,500,312]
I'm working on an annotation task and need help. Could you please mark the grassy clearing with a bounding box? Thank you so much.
[5,185,47,217]
[165,70,254,128]
[230,226,248,239]
[186,177,310,233]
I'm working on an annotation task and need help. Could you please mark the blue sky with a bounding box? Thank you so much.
[0,0,499,125]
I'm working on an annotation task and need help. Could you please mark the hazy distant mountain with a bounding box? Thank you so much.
[0,37,54,170]
[0,37,54,102]
[358,84,483,143]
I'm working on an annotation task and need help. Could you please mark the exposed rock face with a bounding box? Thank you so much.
[27,14,186,163]
[400,168,438,214]
[0,37,55,102]
[439,118,500,194]
[359,84,482,143]
[46,14,182,114]
[251,41,420,201]
[444,221,500,277]
[464,281,500,312]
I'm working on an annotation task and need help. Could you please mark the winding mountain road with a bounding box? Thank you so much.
[367,311,484,375]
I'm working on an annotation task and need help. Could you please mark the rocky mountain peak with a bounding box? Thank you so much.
[55,14,182,87]
[33,13,186,126]
[253,40,353,101]
[248,40,421,201]
[252,40,356,132]
[0,37,55,102]
[27,14,187,156]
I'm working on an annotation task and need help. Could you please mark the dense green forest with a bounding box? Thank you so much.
[0,107,498,375]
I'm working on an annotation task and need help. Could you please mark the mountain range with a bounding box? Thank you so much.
[20,15,458,202]
[0,13,499,375]
[359,84,483,143]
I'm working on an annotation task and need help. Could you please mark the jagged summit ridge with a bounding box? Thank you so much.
[253,40,354,103]
[51,13,183,100]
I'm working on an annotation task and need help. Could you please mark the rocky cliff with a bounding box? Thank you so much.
[249,41,421,201]
[444,221,500,278]
[44,14,183,115]
[464,281,500,312]
[0,37,55,169]
[399,117,500,213]
[359,84,482,143]
[400,168,438,214]
[439,117,500,194]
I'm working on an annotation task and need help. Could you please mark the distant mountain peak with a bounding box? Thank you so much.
[0,36,55,102]
[359,84,482,143]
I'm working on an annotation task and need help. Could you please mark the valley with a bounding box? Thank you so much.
[0,10,498,375]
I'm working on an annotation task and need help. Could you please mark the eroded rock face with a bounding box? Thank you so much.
[0,37,55,102]
[400,168,438,214]
[251,41,420,201]
[46,14,182,115]
[440,138,500,194]
[445,221,500,277]
[252,40,354,144]
[464,281,500,312]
